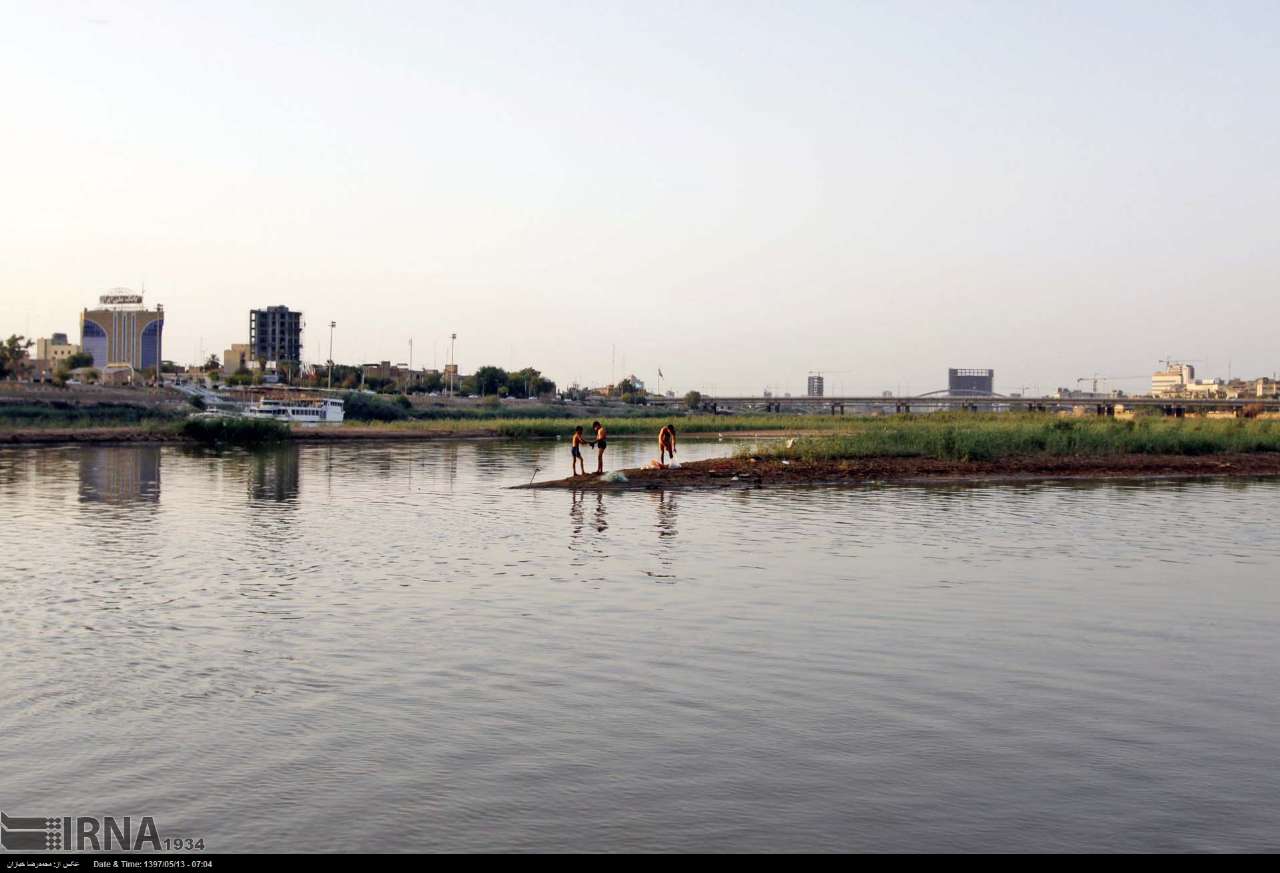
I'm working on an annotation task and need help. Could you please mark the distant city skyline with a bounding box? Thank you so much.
[3,1,1278,395]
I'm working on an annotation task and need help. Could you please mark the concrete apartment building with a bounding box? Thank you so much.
[807,375,824,397]
[249,306,303,367]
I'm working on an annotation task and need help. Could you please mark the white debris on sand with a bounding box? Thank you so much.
[601,470,628,483]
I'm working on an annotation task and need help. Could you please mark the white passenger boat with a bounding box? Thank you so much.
[243,396,345,425]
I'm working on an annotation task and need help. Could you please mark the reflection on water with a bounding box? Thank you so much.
[3,440,1280,852]
[78,445,161,504]
[248,445,300,503]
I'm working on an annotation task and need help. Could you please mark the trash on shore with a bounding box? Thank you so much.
[601,471,628,483]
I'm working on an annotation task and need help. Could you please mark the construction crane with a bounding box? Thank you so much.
[1076,374,1148,394]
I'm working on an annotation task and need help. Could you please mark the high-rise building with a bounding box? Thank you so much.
[948,368,994,395]
[1151,363,1195,398]
[807,375,824,397]
[80,291,164,372]
[249,306,303,366]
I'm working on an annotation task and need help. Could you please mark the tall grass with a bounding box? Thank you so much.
[0,402,183,428]
[180,417,291,447]
[738,414,1280,462]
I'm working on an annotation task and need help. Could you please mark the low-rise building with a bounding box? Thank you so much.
[1184,379,1226,399]
[36,333,82,370]
[27,359,56,382]
[1052,386,1118,400]
[361,361,437,387]
[222,344,254,376]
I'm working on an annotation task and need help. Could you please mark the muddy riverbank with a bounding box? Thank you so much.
[521,453,1280,489]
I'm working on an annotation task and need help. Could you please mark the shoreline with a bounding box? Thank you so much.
[0,426,791,447]
[519,453,1280,490]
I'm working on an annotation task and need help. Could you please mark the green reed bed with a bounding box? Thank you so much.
[739,415,1280,463]
[180,417,291,447]
[0,402,183,428]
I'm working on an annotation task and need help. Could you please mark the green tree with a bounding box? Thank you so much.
[615,377,647,403]
[342,391,410,422]
[203,354,221,372]
[684,390,703,409]
[473,366,509,397]
[507,367,556,398]
[0,335,33,379]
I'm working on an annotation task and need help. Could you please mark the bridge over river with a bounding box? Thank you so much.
[646,394,1280,417]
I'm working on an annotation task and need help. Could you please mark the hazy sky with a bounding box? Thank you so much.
[2,1,1277,395]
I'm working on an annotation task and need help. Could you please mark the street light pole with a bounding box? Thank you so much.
[328,321,336,390]
[449,332,457,397]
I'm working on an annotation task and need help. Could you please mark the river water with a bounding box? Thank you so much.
[2,439,1279,852]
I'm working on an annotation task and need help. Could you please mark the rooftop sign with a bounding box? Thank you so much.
[100,293,143,305]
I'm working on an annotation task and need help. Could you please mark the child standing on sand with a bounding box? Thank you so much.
[570,426,587,476]
[591,420,608,474]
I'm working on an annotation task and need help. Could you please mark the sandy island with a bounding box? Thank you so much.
[518,453,1280,490]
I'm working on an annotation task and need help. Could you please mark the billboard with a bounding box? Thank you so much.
[948,368,994,395]
[99,293,143,306]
